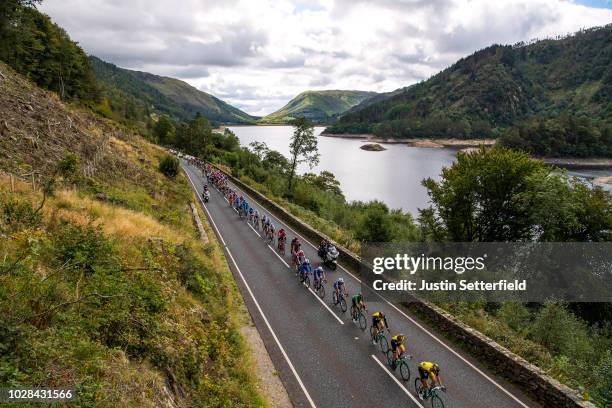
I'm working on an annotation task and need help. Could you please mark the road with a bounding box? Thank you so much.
[182,160,538,408]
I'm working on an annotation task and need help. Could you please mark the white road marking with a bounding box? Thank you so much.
[307,287,344,325]
[249,223,261,237]
[267,245,291,269]
[371,355,425,408]
[219,170,530,408]
[264,243,343,325]
[226,248,317,408]
[184,168,226,246]
[185,166,316,407]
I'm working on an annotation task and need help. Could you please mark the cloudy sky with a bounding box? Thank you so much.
[41,0,612,116]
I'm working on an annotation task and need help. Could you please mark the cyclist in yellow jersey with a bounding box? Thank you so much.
[418,361,443,398]
[371,312,389,343]
[390,334,406,368]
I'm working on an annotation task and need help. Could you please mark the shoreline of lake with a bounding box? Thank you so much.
[320,133,612,169]
[320,132,496,148]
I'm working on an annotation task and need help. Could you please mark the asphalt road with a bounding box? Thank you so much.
[182,160,539,408]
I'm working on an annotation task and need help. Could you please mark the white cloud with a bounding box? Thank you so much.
[40,0,612,116]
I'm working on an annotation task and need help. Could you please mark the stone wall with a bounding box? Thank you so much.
[214,164,594,408]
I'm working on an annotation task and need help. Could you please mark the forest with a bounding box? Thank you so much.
[327,25,612,157]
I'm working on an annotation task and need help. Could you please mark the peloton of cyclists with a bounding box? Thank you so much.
[210,178,448,400]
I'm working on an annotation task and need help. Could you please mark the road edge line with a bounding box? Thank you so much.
[184,166,316,408]
[227,248,317,408]
[371,355,425,408]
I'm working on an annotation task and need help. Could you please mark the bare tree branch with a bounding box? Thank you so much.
[17,292,124,324]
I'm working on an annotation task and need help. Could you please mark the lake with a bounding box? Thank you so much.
[227,125,611,216]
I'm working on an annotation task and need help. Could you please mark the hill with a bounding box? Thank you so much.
[326,25,612,156]
[259,90,378,124]
[0,60,265,406]
[90,56,257,125]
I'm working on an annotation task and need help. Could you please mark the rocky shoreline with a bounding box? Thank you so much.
[320,132,495,148]
[320,133,612,170]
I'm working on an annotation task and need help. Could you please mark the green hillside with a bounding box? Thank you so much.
[90,56,257,124]
[326,25,612,156]
[259,90,378,124]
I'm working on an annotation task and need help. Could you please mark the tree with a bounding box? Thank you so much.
[153,116,175,145]
[302,171,343,197]
[421,147,545,241]
[356,202,393,242]
[249,141,269,160]
[174,113,211,156]
[287,117,319,194]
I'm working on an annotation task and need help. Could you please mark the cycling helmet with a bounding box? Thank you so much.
[338,277,344,283]
[304,258,310,264]
[314,266,323,272]
[397,334,406,341]
[432,363,440,373]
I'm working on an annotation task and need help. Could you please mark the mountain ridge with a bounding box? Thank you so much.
[90,56,257,125]
[259,89,378,124]
[326,24,612,149]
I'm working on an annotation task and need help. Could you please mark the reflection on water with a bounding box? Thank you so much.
[228,126,456,215]
[227,126,611,215]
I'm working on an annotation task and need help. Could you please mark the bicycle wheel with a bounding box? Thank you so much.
[332,291,338,306]
[358,313,367,330]
[399,360,411,381]
[350,305,356,320]
[379,334,389,354]
[370,326,377,343]
[414,379,423,397]
[386,349,394,366]
[431,394,444,408]
[303,275,310,288]
[339,296,347,312]
[316,282,325,298]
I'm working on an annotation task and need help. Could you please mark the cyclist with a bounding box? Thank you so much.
[333,277,347,300]
[240,200,248,218]
[277,228,287,250]
[371,311,389,344]
[351,293,366,322]
[418,362,443,399]
[313,266,325,287]
[291,237,300,257]
[298,258,313,282]
[253,210,260,227]
[268,223,276,242]
[294,249,305,274]
[390,334,407,369]
[248,206,254,222]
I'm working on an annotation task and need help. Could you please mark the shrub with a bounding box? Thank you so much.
[57,152,80,181]
[593,352,612,406]
[159,155,180,178]
[529,302,593,357]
